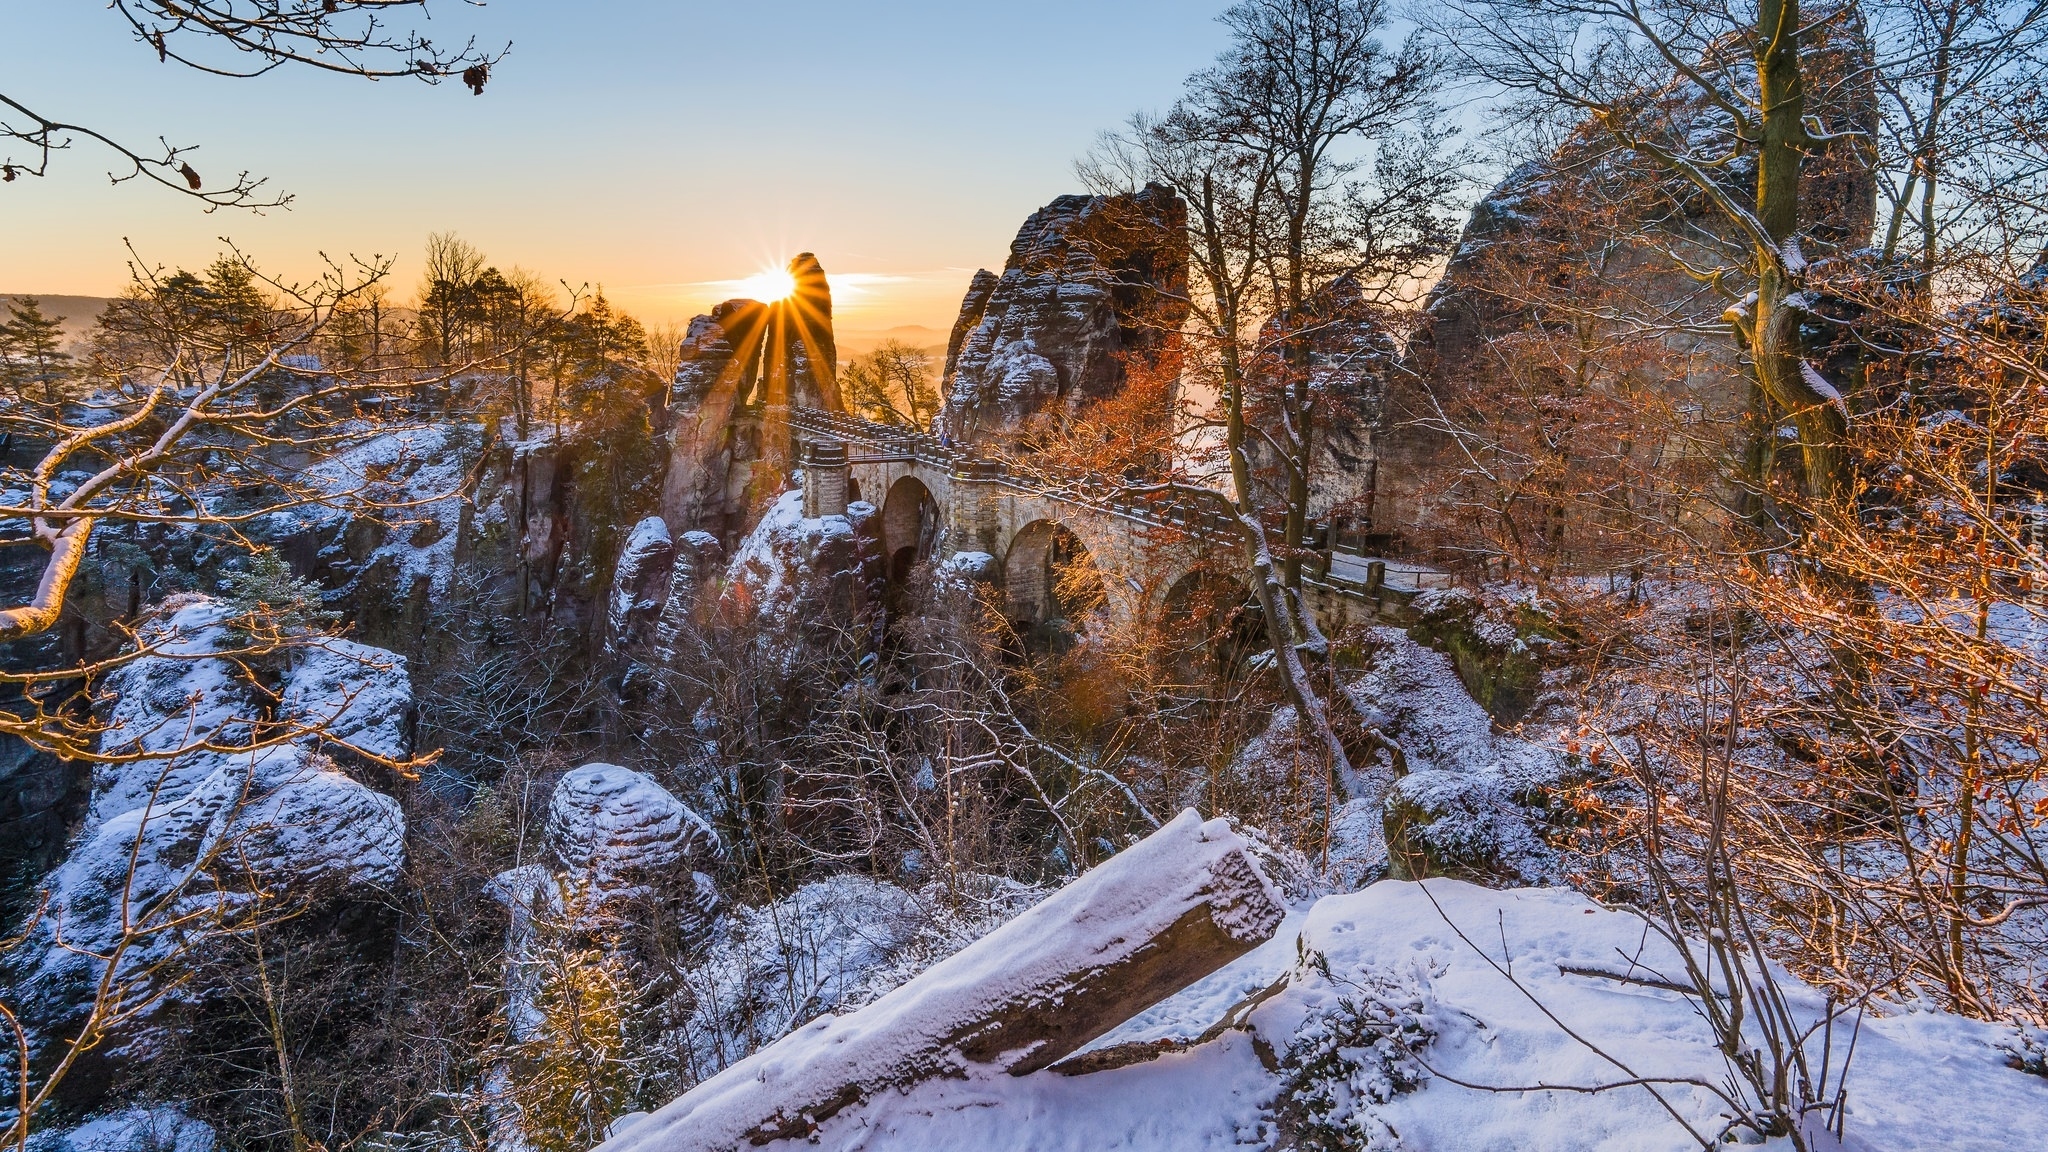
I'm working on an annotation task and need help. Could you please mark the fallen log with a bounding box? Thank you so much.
[599,810,1286,1151]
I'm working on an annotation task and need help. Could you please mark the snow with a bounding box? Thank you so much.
[1344,628,1552,784]
[1801,359,1851,419]
[37,1106,217,1152]
[90,598,249,824]
[1229,631,1561,891]
[492,765,722,1041]
[935,550,997,589]
[719,488,876,650]
[13,595,417,1047]
[276,638,414,762]
[660,880,2048,1152]
[601,811,1284,1152]
[265,422,470,599]
[545,762,718,909]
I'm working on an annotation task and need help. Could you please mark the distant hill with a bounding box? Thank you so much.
[0,294,113,349]
[837,324,945,357]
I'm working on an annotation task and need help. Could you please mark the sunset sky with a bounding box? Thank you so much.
[1,1,1238,337]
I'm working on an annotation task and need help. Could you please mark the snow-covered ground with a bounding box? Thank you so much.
[617,880,2045,1152]
[32,1106,217,1152]
[1233,628,1564,892]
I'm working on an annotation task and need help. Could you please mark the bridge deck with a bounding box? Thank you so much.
[781,406,1427,619]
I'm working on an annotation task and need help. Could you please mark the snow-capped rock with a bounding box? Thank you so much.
[606,516,676,655]
[276,637,414,764]
[1230,629,1561,890]
[546,762,719,913]
[650,530,725,664]
[721,490,880,644]
[12,744,404,1043]
[940,184,1187,446]
[261,422,471,605]
[91,597,416,828]
[12,595,416,1051]
[620,880,2048,1152]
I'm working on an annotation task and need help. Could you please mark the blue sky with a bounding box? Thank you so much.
[1,0,1240,331]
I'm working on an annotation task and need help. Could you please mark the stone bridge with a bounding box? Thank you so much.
[780,407,1419,636]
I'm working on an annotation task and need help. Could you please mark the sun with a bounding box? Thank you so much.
[733,266,797,302]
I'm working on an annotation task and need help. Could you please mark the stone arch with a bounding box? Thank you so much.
[1162,568,1264,675]
[881,475,939,584]
[1004,519,1106,637]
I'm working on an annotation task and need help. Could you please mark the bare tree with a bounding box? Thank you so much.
[2,2,503,208]
[1868,0,2048,282]
[841,340,941,431]
[1083,0,1465,795]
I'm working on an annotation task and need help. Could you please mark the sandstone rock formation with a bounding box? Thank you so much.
[1375,12,1879,547]
[661,254,845,547]
[940,184,1187,446]
[650,529,725,660]
[606,516,676,656]
[6,598,416,1054]
[545,762,721,935]
[1248,272,1402,526]
[770,252,839,412]
[721,489,882,644]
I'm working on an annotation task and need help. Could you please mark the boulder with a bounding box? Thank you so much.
[547,764,718,893]
[1403,589,1548,723]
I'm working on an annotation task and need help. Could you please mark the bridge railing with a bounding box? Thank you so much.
[780,406,1415,616]
[781,406,1249,542]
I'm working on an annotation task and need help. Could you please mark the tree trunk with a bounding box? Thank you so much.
[599,811,1284,1152]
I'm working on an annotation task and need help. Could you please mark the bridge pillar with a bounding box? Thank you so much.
[943,459,1001,556]
[802,439,851,518]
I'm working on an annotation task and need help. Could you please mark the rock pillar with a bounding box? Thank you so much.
[801,440,850,519]
[943,458,1001,556]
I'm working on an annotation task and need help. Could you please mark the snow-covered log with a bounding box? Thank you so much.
[599,810,1285,1152]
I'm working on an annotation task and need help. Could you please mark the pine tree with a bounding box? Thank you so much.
[221,549,339,644]
[513,944,642,1152]
[0,296,73,405]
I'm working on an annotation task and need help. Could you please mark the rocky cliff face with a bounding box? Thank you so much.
[6,597,415,1058]
[661,254,845,548]
[1376,10,1879,545]
[662,300,771,546]
[771,252,839,412]
[1248,272,1403,526]
[940,184,1188,446]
